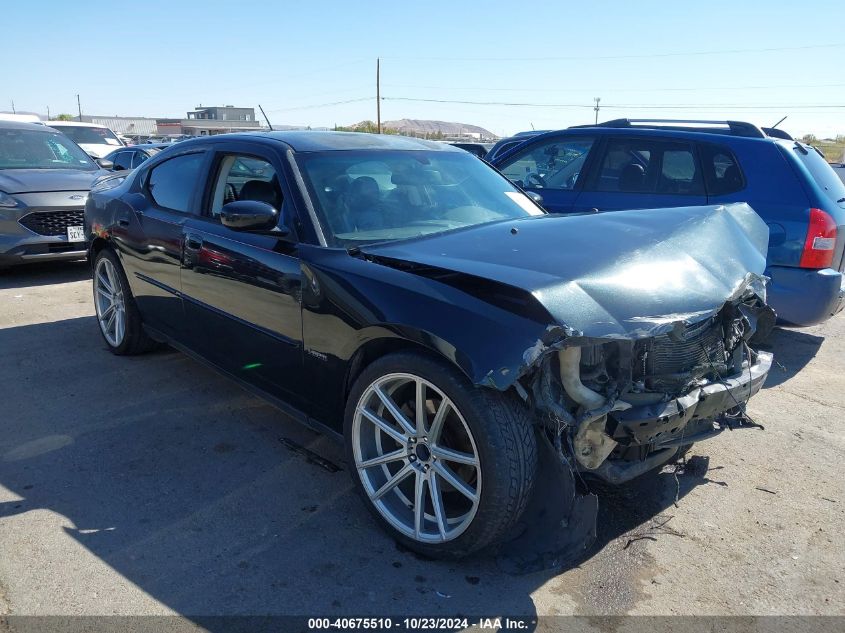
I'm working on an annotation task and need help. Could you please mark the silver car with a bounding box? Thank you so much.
[0,121,107,269]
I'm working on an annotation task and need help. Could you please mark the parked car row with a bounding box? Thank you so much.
[102,143,170,171]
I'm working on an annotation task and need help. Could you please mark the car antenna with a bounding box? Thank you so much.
[771,115,787,129]
[259,104,274,131]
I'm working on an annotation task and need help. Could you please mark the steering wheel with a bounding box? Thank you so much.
[525,172,547,188]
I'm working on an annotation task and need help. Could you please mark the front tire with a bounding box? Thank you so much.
[93,249,156,355]
[344,352,537,558]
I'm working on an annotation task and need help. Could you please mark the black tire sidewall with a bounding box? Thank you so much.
[343,351,536,558]
[93,248,144,355]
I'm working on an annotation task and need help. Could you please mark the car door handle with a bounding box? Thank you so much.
[117,211,131,227]
[184,234,203,251]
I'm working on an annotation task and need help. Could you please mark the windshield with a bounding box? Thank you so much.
[51,125,122,147]
[792,143,845,205]
[0,128,97,170]
[296,150,544,246]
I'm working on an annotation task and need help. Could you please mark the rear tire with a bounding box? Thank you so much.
[92,248,156,355]
[344,351,537,559]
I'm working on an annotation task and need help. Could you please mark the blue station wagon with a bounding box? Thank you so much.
[491,119,845,328]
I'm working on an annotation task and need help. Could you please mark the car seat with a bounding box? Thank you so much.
[346,176,384,230]
[240,178,282,209]
[618,163,646,191]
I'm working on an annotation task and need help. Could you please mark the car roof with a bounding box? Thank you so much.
[0,120,56,132]
[499,125,778,154]
[186,131,463,153]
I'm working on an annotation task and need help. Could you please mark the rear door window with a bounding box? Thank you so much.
[592,138,704,195]
[699,143,744,196]
[147,152,204,213]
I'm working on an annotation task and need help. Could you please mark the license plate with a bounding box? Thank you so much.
[66,226,84,242]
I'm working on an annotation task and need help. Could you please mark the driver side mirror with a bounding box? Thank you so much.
[96,158,114,170]
[221,200,289,236]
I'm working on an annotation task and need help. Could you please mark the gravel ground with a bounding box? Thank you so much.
[0,261,842,619]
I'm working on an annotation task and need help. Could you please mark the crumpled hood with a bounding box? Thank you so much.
[363,203,769,338]
[0,168,103,194]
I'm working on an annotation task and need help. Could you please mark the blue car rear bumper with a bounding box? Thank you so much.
[766,265,844,327]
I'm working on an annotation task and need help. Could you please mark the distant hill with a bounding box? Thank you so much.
[348,119,496,139]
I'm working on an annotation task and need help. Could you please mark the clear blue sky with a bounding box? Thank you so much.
[2,0,843,137]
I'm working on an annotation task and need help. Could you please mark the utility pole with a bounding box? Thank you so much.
[77,94,82,121]
[46,105,51,120]
[10,100,15,114]
[593,97,601,125]
[376,57,381,134]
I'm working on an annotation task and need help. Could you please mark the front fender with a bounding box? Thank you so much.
[302,248,557,390]
[298,247,558,430]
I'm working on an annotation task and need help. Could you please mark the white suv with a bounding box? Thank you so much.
[47,121,124,158]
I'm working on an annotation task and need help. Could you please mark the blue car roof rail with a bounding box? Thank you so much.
[571,118,767,138]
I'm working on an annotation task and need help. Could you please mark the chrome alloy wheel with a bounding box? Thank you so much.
[352,373,481,543]
[94,257,126,347]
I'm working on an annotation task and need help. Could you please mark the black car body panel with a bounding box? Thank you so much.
[84,131,773,486]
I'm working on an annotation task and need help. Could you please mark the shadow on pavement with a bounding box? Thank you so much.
[0,260,90,290]
[0,317,717,622]
[758,327,824,389]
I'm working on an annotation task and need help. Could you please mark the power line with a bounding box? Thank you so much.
[384,97,593,108]
[381,82,845,94]
[264,97,373,113]
[381,97,845,110]
[381,43,844,63]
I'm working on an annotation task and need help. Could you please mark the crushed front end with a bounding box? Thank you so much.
[530,291,774,485]
[498,292,773,572]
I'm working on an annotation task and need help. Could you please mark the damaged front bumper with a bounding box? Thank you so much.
[588,351,771,485]
[593,350,771,484]
[528,292,775,486]
[612,350,772,450]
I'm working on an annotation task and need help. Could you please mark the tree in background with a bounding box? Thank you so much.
[802,133,818,144]
[54,114,75,121]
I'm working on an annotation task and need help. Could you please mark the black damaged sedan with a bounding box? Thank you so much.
[84,132,773,558]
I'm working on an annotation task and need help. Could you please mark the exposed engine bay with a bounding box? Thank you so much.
[497,289,774,574]
[528,291,774,484]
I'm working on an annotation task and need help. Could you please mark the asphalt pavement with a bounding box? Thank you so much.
[0,261,842,619]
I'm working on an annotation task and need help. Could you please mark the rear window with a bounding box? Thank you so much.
[147,153,204,212]
[51,125,122,146]
[791,143,845,205]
